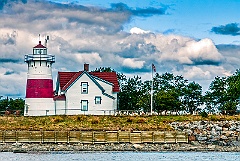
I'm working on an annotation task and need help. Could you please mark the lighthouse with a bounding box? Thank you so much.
[24,39,55,116]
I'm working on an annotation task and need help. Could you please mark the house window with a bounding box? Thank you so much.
[81,100,88,111]
[81,82,88,94]
[95,96,101,104]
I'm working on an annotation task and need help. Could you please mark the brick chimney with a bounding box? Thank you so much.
[84,63,89,71]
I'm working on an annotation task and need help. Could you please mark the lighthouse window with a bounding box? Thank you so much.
[81,82,88,94]
[81,100,88,111]
[43,49,47,54]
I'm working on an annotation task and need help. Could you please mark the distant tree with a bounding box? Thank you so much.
[182,81,203,114]
[93,67,114,72]
[0,97,24,114]
[205,71,240,115]
[154,89,180,115]
[137,80,151,112]
[118,76,144,111]
[153,72,188,113]
[204,76,228,113]
[0,97,9,112]
[204,91,216,114]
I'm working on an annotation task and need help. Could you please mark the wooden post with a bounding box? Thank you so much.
[164,131,166,143]
[15,131,18,143]
[152,132,155,143]
[104,131,107,143]
[117,131,119,143]
[41,130,44,143]
[3,131,5,143]
[174,131,177,143]
[129,131,131,143]
[67,131,70,143]
[92,131,94,144]
[79,131,82,143]
[28,131,30,143]
[54,131,57,143]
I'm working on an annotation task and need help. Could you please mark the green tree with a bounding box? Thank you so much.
[137,80,152,113]
[118,76,144,111]
[0,97,25,114]
[154,89,180,115]
[205,71,240,115]
[205,76,228,113]
[182,81,203,114]
[204,91,216,114]
[153,72,187,113]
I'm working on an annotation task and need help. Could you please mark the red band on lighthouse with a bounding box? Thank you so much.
[26,79,54,98]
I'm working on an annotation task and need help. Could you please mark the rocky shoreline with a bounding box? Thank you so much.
[0,120,240,152]
[0,142,239,153]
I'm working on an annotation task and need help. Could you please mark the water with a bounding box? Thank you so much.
[0,151,239,161]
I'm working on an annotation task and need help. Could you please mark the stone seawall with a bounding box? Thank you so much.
[171,120,240,147]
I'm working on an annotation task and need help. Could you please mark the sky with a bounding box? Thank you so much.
[1,0,240,99]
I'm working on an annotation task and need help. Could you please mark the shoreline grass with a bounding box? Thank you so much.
[0,114,239,131]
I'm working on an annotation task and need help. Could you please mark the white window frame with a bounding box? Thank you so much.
[81,82,88,94]
[95,96,101,104]
[81,100,88,111]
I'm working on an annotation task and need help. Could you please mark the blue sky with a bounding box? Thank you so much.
[51,0,240,44]
[0,0,240,98]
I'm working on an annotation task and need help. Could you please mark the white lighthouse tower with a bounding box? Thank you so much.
[24,39,55,116]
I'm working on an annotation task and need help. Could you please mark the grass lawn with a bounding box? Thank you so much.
[0,114,239,131]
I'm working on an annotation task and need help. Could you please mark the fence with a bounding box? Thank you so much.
[0,131,188,144]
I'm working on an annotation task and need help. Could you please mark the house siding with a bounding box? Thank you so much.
[63,73,116,115]
[55,100,66,115]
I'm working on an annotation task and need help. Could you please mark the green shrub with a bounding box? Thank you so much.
[200,111,208,118]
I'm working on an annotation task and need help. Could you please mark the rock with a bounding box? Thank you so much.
[12,143,22,146]
[220,135,228,140]
[194,128,201,134]
[13,149,27,153]
[207,145,216,149]
[132,144,143,150]
[189,134,196,141]
[223,123,231,128]
[200,121,206,125]
[183,129,192,135]
[197,136,208,141]
[163,144,171,149]
[216,125,222,131]
[230,141,240,146]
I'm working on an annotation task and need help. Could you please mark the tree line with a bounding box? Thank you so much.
[0,97,25,115]
[117,69,240,115]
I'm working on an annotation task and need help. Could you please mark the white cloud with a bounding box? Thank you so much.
[74,52,102,64]
[122,58,145,68]
[0,1,238,98]
[130,27,150,34]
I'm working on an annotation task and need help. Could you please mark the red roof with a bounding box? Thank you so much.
[34,41,46,48]
[90,72,120,92]
[58,71,120,92]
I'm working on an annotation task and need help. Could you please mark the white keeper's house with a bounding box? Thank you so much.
[24,41,120,116]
